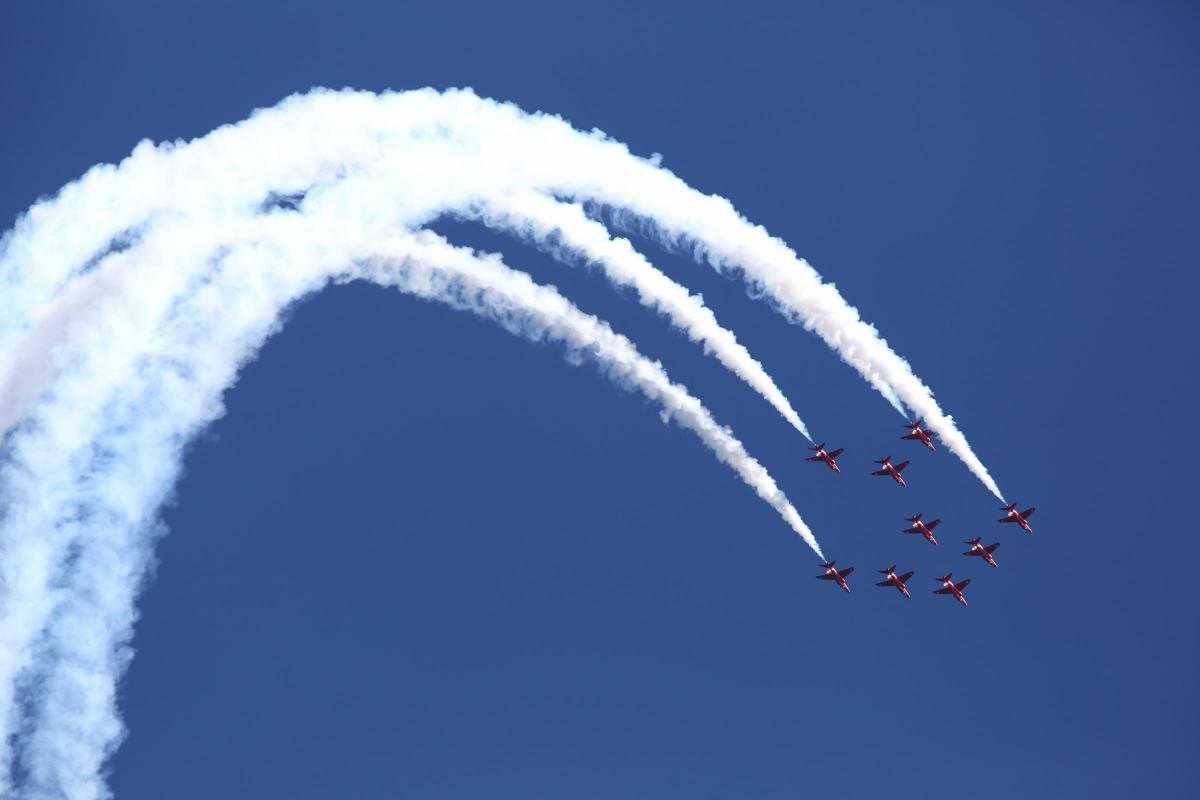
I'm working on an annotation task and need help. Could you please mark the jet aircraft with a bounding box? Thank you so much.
[902,513,940,546]
[933,573,971,607]
[998,503,1036,534]
[902,419,935,451]
[816,561,854,593]
[963,537,1000,567]
[871,455,910,487]
[876,565,914,598]
[805,443,844,473]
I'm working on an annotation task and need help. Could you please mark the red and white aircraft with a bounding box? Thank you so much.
[871,455,910,487]
[963,537,1000,568]
[876,565,914,598]
[805,443,844,473]
[902,513,940,546]
[816,561,854,593]
[902,419,935,451]
[933,573,971,607]
[998,503,1035,534]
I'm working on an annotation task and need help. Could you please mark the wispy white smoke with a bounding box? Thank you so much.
[462,109,1003,499]
[467,191,812,438]
[363,230,819,554]
[0,86,1002,798]
[568,189,1005,499]
[0,88,999,498]
[0,212,819,799]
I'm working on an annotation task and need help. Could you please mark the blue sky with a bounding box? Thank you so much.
[2,1,1198,797]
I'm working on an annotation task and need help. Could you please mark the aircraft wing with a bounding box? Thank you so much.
[901,433,920,440]
[838,567,855,578]
[934,587,954,595]
[876,579,894,587]
[985,543,1000,554]
[926,519,941,530]
[897,571,914,583]
[828,448,844,458]
[997,516,1015,523]
[816,574,837,580]
[805,454,823,462]
[955,579,972,591]
[894,461,911,472]
[903,526,920,533]
[871,469,890,476]
[1020,507,1036,519]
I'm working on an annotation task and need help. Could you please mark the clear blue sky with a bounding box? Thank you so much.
[3,1,1197,797]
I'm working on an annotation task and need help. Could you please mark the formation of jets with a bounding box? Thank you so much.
[808,419,1036,607]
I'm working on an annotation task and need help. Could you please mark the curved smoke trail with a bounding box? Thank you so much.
[0,87,1000,497]
[0,87,1003,797]
[0,192,818,799]
[465,191,813,438]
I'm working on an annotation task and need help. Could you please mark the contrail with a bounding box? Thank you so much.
[573,194,1006,499]
[437,98,1003,499]
[0,210,819,798]
[0,106,811,448]
[0,88,999,497]
[467,190,812,438]
[365,230,818,552]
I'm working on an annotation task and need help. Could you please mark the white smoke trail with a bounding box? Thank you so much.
[0,95,809,450]
[439,100,1003,499]
[0,205,820,797]
[466,191,812,438]
[0,88,1000,498]
[562,190,1005,499]
[365,230,818,551]
[0,85,1005,796]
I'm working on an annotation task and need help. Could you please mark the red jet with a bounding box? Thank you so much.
[933,573,971,607]
[963,537,1000,568]
[871,455,910,487]
[902,419,935,451]
[876,565,914,598]
[805,443,844,473]
[816,560,854,593]
[902,513,940,546]
[998,503,1035,533]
